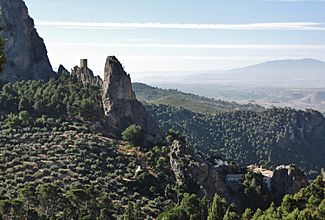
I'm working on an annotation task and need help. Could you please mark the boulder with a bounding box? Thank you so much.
[0,0,55,82]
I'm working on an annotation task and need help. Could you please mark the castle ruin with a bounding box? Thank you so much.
[80,59,88,69]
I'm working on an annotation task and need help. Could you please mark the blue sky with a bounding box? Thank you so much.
[24,0,325,79]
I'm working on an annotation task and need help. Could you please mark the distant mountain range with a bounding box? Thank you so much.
[137,59,325,112]
[138,58,325,88]
[182,58,325,87]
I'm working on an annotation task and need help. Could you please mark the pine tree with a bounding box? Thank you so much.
[314,199,325,220]
[123,201,139,220]
[242,208,253,220]
[251,208,263,220]
[223,205,240,220]
[208,194,227,220]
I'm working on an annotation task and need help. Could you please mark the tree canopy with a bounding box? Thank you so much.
[145,104,325,177]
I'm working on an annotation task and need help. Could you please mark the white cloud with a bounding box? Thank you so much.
[47,42,325,50]
[36,21,325,31]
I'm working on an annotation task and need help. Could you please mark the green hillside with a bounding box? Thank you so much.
[0,76,176,219]
[145,104,325,177]
[0,115,177,219]
[133,83,263,114]
[0,76,324,219]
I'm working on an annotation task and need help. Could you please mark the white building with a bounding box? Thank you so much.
[247,165,273,191]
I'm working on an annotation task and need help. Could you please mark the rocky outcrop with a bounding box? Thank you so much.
[57,65,69,77]
[170,140,230,200]
[57,61,102,88]
[102,56,162,142]
[71,65,102,88]
[102,56,135,110]
[272,164,308,203]
[0,0,55,82]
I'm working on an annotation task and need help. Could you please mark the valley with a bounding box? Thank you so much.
[0,0,324,219]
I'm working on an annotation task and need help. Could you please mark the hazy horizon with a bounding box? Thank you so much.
[24,0,325,78]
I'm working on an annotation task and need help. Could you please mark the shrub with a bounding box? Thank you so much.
[122,125,144,147]
[18,111,29,122]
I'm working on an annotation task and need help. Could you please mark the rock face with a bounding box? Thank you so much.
[170,140,230,200]
[102,56,135,109]
[272,164,308,203]
[57,65,69,77]
[71,65,103,88]
[0,0,55,82]
[102,56,162,142]
[58,60,102,88]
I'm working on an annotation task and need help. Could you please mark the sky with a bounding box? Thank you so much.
[24,0,325,80]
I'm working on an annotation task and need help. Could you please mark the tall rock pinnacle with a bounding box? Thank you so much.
[0,0,55,82]
[103,56,136,113]
[102,56,162,142]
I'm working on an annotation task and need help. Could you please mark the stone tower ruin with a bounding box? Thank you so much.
[80,59,88,69]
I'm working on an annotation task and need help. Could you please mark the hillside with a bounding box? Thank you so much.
[0,75,323,219]
[133,83,263,114]
[0,75,177,219]
[0,113,176,219]
[0,76,257,219]
[145,104,325,177]
[0,0,324,219]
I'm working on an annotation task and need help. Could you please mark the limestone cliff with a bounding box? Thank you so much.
[272,164,308,203]
[103,56,135,110]
[102,56,162,142]
[0,0,55,82]
[170,140,230,200]
[71,66,103,88]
